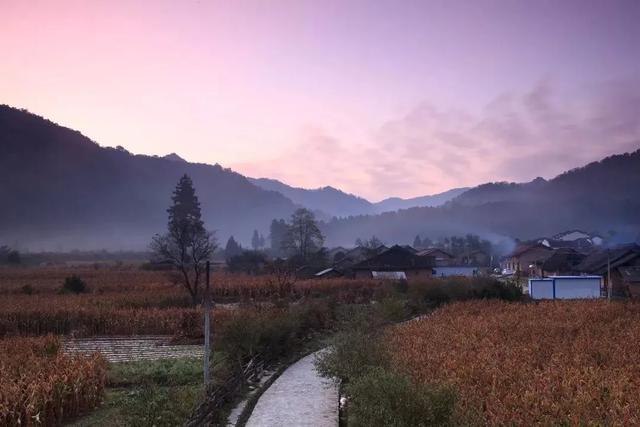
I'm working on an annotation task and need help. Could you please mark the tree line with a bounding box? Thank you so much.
[150,174,327,303]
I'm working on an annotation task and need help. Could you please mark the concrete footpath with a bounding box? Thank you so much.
[245,351,338,427]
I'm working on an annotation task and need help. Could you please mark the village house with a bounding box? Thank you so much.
[416,248,455,267]
[458,249,491,267]
[401,245,418,254]
[316,244,389,278]
[326,246,348,264]
[417,248,483,277]
[537,230,604,251]
[575,244,640,297]
[540,247,587,276]
[352,245,435,280]
[501,243,554,277]
[552,230,604,245]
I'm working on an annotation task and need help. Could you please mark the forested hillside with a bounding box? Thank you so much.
[0,106,297,250]
[321,149,640,246]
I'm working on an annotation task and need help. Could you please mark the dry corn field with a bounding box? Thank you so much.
[0,266,376,425]
[389,300,640,425]
[0,335,106,427]
[0,267,381,338]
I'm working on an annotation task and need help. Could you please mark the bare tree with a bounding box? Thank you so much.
[281,208,324,262]
[151,174,216,305]
[266,259,297,298]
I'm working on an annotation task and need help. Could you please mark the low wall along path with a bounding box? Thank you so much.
[63,336,204,363]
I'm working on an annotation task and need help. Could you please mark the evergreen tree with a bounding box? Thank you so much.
[251,229,260,250]
[150,174,216,305]
[225,236,243,259]
[269,219,289,256]
[168,175,203,232]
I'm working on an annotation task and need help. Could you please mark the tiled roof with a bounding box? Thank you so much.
[576,244,640,274]
[541,248,586,272]
[416,248,454,258]
[332,245,388,271]
[507,243,553,258]
[353,245,434,271]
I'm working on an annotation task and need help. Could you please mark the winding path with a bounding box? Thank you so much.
[245,351,339,427]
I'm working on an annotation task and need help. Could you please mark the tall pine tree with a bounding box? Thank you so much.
[225,236,243,259]
[151,174,216,305]
[251,229,261,250]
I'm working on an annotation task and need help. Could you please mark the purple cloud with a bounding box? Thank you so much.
[236,79,640,200]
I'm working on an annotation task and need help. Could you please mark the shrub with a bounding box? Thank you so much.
[408,277,523,309]
[120,384,202,427]
[20,284,35,295]
[227,250,268,275]
[290,299,336,333]
[62,275,88,294]
[316,323,458,427]
[392,279,409,294]
[347,368,456,427]
[216,309,300,368]
[376,297,410,323]
[472,278,522,301]
[7,250,21,265]
[315,328,388,382]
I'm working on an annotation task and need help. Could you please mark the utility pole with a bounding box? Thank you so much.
[203,260,212,388]
[607,250,612,302]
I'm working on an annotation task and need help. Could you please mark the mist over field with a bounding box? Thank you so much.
[1,104,639,252]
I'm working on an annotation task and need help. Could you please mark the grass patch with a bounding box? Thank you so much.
[69,358,206,427]
[108,357,203,387]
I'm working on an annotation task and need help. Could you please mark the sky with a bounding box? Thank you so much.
[1,0,639,201]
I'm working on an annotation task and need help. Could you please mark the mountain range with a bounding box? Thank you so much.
[321,150,640,246]
[248,177,467,218]
[1,104,639,250]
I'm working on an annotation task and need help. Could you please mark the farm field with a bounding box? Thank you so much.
[0,266,382,338]
[0,265,530,425]
[0,335,106,426]
[389,300,640,425]
[0,265,393,425]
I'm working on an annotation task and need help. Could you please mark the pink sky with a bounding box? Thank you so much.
[1,0,639,200]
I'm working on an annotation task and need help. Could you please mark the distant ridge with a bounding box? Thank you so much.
[320,148,640,246]
[249,178,372,218]
[249,177,468,218]
[373,187,469,213]
[163,153,188,163]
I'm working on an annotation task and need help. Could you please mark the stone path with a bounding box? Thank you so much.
[245,351,338,427]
